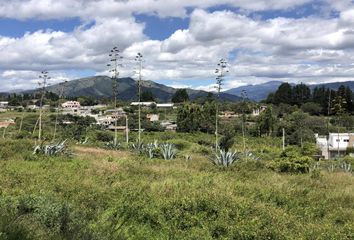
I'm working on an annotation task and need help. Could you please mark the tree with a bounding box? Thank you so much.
[301,102,322,116]
[273,83,292,105]
[292,83,311,105]
[257,107,274,136]
[176,103,215,133]
[172,89,189,103]
[141,90,155,102]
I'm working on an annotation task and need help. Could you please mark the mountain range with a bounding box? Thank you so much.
[3,77,354,103]
[35,76,242,102]
[226,80,354,101]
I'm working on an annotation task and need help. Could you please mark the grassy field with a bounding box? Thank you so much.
[0,110,353,239]
[0,135,354,239]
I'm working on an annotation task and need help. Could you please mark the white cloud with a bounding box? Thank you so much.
[1,1,354,91]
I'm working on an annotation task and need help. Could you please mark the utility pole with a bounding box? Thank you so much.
[214,58,228,152]
[38,71,50,142]
[135,53,143,145]
[107,46,123,147]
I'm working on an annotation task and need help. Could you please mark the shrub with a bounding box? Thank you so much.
[271,146,314,173]
[211,150,240,167]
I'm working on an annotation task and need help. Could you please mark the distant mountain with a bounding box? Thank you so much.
[226,80,354,102]
[225,81,285,102]
[310,81,354,91]
[29,76,242,102]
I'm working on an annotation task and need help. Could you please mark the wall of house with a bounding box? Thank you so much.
[329,134,350,149]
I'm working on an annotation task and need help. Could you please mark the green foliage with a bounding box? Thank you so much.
[140,90,155,101]
[271,146,314,173]
[0,139,33,160]
[171,89,189,103]
[257,106,275,136]
[219,131,235,151]
[177,102,215,133]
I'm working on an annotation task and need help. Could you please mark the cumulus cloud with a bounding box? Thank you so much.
[0,0,354,91]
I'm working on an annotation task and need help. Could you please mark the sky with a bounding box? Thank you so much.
[0,0,354,92]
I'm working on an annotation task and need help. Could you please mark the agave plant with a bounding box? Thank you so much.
[212,150,240,167]
[340,162,352,173]
[145,140,159,159]
[77,137,89,145]
[160,143,176,160]
[33,140,68,156]
[309,162,321,173]
[105,141,121,150]
[243,150,260,161]
[131,142,145,154]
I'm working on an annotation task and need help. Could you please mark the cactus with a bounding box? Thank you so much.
[212,150,240,167]
[160,143,176,160]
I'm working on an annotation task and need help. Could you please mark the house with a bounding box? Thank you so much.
[219,111,238,119]
[0,119,15,128]
[130,102,156,107]
[146,114,159,122]
[252,106,267,116]
[156,103,174,108]
[161,120,177,132]
[108,126,128,132]
[0,101,8,109]
[316,133,354,159]
[27,105,40,110]
[62,101,81,109]
[105,108,126,118]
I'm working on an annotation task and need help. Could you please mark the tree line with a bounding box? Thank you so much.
[266,83,354,115]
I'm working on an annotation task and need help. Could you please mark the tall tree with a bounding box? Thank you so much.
[141,90,155,102]
[273,83,292,105]
[172,89,189,103]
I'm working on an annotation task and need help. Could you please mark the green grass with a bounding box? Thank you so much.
[0,138,353,239]
[0,111,353,239]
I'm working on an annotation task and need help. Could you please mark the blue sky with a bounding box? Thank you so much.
[0,0,354,91]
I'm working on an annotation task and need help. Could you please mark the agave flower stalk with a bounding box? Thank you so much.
[214,59,228,153]
[107,46,123,146]
[37,71,50,142]
[135,52,143,145]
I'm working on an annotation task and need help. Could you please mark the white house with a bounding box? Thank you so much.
[0,101,8,108]
[62,101,81,109]
[130,102,156,107]
[156,103,174,108]
[316,133,354,159]
[252,106,267,116]
[146,114,159,122]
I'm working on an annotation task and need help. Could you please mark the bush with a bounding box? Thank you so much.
[0,139,33,160]
[271,146,314,173]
